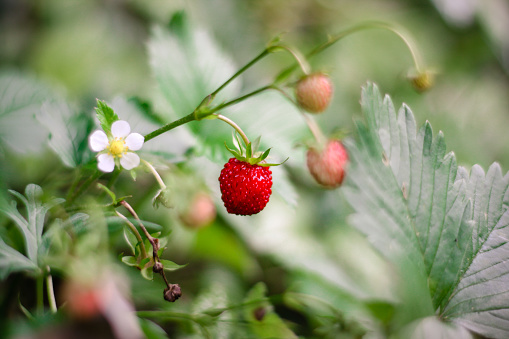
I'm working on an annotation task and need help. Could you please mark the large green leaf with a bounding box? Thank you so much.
[38,101,94,167]
[344,83,509,338]
[0,70,55,153]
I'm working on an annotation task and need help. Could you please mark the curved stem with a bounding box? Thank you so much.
[272,44,311,75]
[141,159,166,189]
[115,211,148,259]
[277,21,424,82]
[308,21,423,71]
[215,114,250,146]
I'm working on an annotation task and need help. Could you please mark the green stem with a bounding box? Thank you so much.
[45,267,57,314]
[115,211,148,259]
[271,86,326,144]
[210,49,270,98]
[308,21,423,71]
[67,170,103,205]
[215,114,250,146]
[36,274,44,315]
[141,159,166,189]
[144,112,197,143]
[272,44,311,75]
[212,85,273,112]
[276,21,424,82]
[137,310,200,322]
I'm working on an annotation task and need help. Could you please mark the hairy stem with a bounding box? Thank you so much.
[141,159,166,189]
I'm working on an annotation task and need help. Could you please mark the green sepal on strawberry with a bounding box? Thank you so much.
[224,133,288,167]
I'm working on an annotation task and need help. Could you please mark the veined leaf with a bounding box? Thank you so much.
[344,83,509,338]
[38,101,94,168]
[0,70,55,153]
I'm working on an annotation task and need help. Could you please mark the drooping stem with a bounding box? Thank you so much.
[271,44,311,75]
[45,267,57,314]
[308,21,423,71]
[142,159,166,189]
[115,210,148,259]
[215,114,250,146]
[276,21,425,83]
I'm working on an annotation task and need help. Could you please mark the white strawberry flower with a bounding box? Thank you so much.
[89,120,144,173]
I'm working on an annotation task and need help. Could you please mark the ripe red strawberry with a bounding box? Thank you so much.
[219,158,273,216]
[307,140,348,188]
[295,72,333,113]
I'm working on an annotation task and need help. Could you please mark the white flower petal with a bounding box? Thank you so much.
[111,120,130,138]
[98,154,115,172]
[125,133,144,151]
[89,130,109,152]
[120,152,140,170]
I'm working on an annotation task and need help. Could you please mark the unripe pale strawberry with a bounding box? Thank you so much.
[295,73,333,113]
[306,140,348,188]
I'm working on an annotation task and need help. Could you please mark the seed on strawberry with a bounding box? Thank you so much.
[219,158,273,216]
[295,72,333,113]
[307,140,348,188]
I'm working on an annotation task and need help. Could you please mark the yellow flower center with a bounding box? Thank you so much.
[108,138,127,157]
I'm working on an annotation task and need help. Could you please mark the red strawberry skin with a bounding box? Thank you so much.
[219,158,272,216]
[307,140,348,188]
[295,73,333,113]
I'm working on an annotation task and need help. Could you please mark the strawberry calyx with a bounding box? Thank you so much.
[224,133,288,167]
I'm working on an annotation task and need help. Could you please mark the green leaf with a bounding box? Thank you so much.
[344,83,509,338]
[159,259,186,272]
[95,99,118,136]
[123,227,138,256]
[0,70,55,153]
[0,238,39,279]
[121,256,138,267]
[0,184,64,265]
[138,318,169,339]
[37,101,94,168]
[140,266,154,280]
[242,282,298,339]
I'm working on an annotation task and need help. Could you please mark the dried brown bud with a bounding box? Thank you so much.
[152,261,164,273]
[164,284,182,302]
[253,307,266,321]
